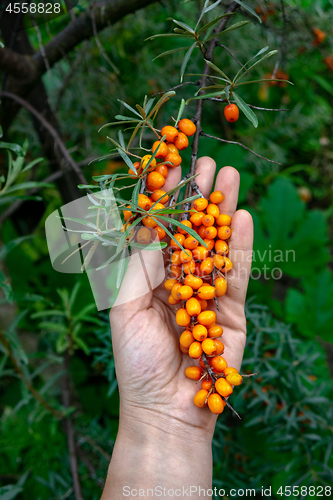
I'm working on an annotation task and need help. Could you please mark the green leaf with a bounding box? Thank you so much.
[145,33,193,41]
[0,195,42,206]
[4,181,53,194]
[0,142,23,155]
[232,92,258,127]
[117,99,142,118]
[170,19,195,33]
[235,50,278,83]
[0,485,23,500]
[21,157,44,173]
[0,236,33,261]
[180,43,197,83]
[197,13,234,36]
[233,0,262,23]
[116,148,137,174]
[175,99,186,127]
[152,45,193,61]
[186,90,225,104]
[204,59,231,82]
[204,21,249,42]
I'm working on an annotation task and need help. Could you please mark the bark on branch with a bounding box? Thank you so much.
[0,47,35,80]
[31,0,157,81]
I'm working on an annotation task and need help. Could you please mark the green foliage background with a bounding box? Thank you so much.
[0,0,333,498]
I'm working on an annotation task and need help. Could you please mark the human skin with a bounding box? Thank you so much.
[101,157,253,500]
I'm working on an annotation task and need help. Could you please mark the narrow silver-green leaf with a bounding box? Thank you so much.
[117,99,142,118]
[175,99,186,127]
[204,21,249,42]
[233,0,262,23]
[116,148,137,174]
[153,46,192,61]
[180,43,197,83]
[204,59,231,82]
[233,92,258,128]
[197,13,234,36]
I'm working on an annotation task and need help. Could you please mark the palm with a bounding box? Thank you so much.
[110,159,253,430]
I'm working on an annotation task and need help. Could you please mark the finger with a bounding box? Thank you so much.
[194,156,216,199]
[163,165,182,201]
[224,209,253,305]
[214,166,240,216]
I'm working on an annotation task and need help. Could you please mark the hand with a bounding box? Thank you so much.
[110,157,253,435]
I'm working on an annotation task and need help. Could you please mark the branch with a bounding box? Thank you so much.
[0,91,90,190]
[0,46,35,80]
[62,351,84,500]
[31,0,158,80]
[185,1,240,200]
[201,131,283,165]
[206,97,289,111]
[0,329,63,419]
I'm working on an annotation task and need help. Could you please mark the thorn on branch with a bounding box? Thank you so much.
[200,130,283,165]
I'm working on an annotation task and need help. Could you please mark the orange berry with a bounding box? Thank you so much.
[185,366,203,381]
[171,282,182,300]
[178,118,196,137]
[171,250,181,266]
[168,294,180,305]
[197,297,208,310]
[217,226,231,240]
[215,277,227,297]
[186,297,201,316]
[178,220,192,235]
[193,389,208,408]
[164,278,177,291]
[197,285,216,300]
[161,125,178,143]
[202,338,217,356]
[202,379,213,391]
[204,226,218,240]
[226,373,243,386]
[209,191,225,204]
[210,356,228,373]
[180,249,192,263]
[141,155,156,170]
[180,344,189,354]
[123,206,133,222]
[200,257,214,275]
[215,377,233,397]
[165,153,182,168]
[170,265,181,278]
[146,171,165,191]
[198,225,207,239]
[174,132,189,150]
[213,254,224,269]
[152,141,168,159]
[202,214,215,227]
[214,339,224,355]
[208,324,223,338]
[193,198,208,212]
[206,203,220,219]
[216,214,232,227]
[151,202,165,212]
[151,189,169,204]
[189,341,203,359]
[224,103,239,123]
[143,215,157,228]
[177,285,193,300]
[203,238,215,251]
[190,212,204,226]
[224,367,238,376]
[152,225,166,241]
[223,257,233,273]
[128,161,142,177]
[198,310,216,327]
[166,143,179,155]
[199,357,206,369]
[138,193,152,211]
[215,240,229,255]
[184,236,199,250]
[176,308,191,327]
[184,274,203,290]
[192,324,208,342]
[182,260,196,275]
[136,227,151,244]
[180,330,195,349]
[171,233,185,250]
[208,393,225,414]
[154,164,168,178]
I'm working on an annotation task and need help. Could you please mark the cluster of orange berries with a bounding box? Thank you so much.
[164,191,243,414]
[123,118,196,245]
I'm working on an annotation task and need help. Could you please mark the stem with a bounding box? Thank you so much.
[0,330,63,419]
